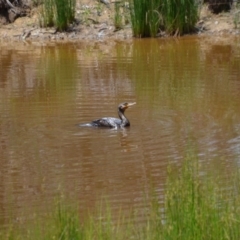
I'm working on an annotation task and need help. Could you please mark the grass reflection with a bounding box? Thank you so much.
[114,39,240,114]
[34,45,79,102]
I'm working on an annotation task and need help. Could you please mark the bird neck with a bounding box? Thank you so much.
[118,109,130,127]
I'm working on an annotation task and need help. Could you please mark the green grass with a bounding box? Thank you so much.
[129,0,199,37]
[161,0,199,35]
[40,0,55,28]
[129,0,161,37]
[162,152,240,239]
[1,153,240,239]
[40,0,76,31]
[114,2,124,30]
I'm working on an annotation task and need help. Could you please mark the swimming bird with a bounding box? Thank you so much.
[81,102,136,128]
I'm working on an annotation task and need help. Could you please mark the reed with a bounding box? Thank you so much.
[41,0,76,31]
[40,0,55,27]
[160,0,199,35]
[55,0,75,31]
[114,2,123,30]
[129,0,161,37]
[129,0,199,37]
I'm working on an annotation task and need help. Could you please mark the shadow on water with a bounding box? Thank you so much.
[0,37,240,226]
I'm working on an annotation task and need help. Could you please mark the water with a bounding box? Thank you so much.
[0,37,240,225]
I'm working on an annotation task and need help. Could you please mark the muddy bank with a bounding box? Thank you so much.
[0,1,239,43]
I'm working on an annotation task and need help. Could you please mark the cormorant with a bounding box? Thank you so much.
[81,102,136,128]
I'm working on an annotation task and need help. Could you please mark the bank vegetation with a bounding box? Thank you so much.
[0,0,239,40]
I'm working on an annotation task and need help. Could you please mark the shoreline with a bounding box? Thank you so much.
[0,3,239,43]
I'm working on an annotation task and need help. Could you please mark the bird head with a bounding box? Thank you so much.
[118,102,136,112]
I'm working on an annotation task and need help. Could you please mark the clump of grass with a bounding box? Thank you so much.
[161,151,240,239]
[128,0,199,37]
[53,201,82,240]
[129,0,161,37]
[40,0,55,27]
[161,0,199,35]
[40,0,76,31]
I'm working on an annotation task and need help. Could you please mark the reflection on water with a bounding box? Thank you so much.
[0,37,240,225]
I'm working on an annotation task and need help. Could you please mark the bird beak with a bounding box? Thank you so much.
[127,102,136,107]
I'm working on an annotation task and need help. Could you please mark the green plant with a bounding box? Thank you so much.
[81,7,92,26]
[40,0,76,31]
[129,0,199,37]
[161,0,199,35]
[129,0,161,37]
[40,0,55,27]
[162,152,240,239]
[54,201,82,240]
[55,0,75,31]
[114,2,123,30]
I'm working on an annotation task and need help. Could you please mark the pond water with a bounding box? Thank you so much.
[0,37,240,225]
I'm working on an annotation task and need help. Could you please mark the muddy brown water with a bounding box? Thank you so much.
[0,37,240,225]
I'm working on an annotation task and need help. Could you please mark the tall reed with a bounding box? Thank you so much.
[41,0,76,31]
[161,0,199,35]
[129,0,199,37]
[55,0,75,31]
[40,0,55,27]
[129,0,161,37]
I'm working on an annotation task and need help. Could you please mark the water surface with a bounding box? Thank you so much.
[0,37,240,224]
